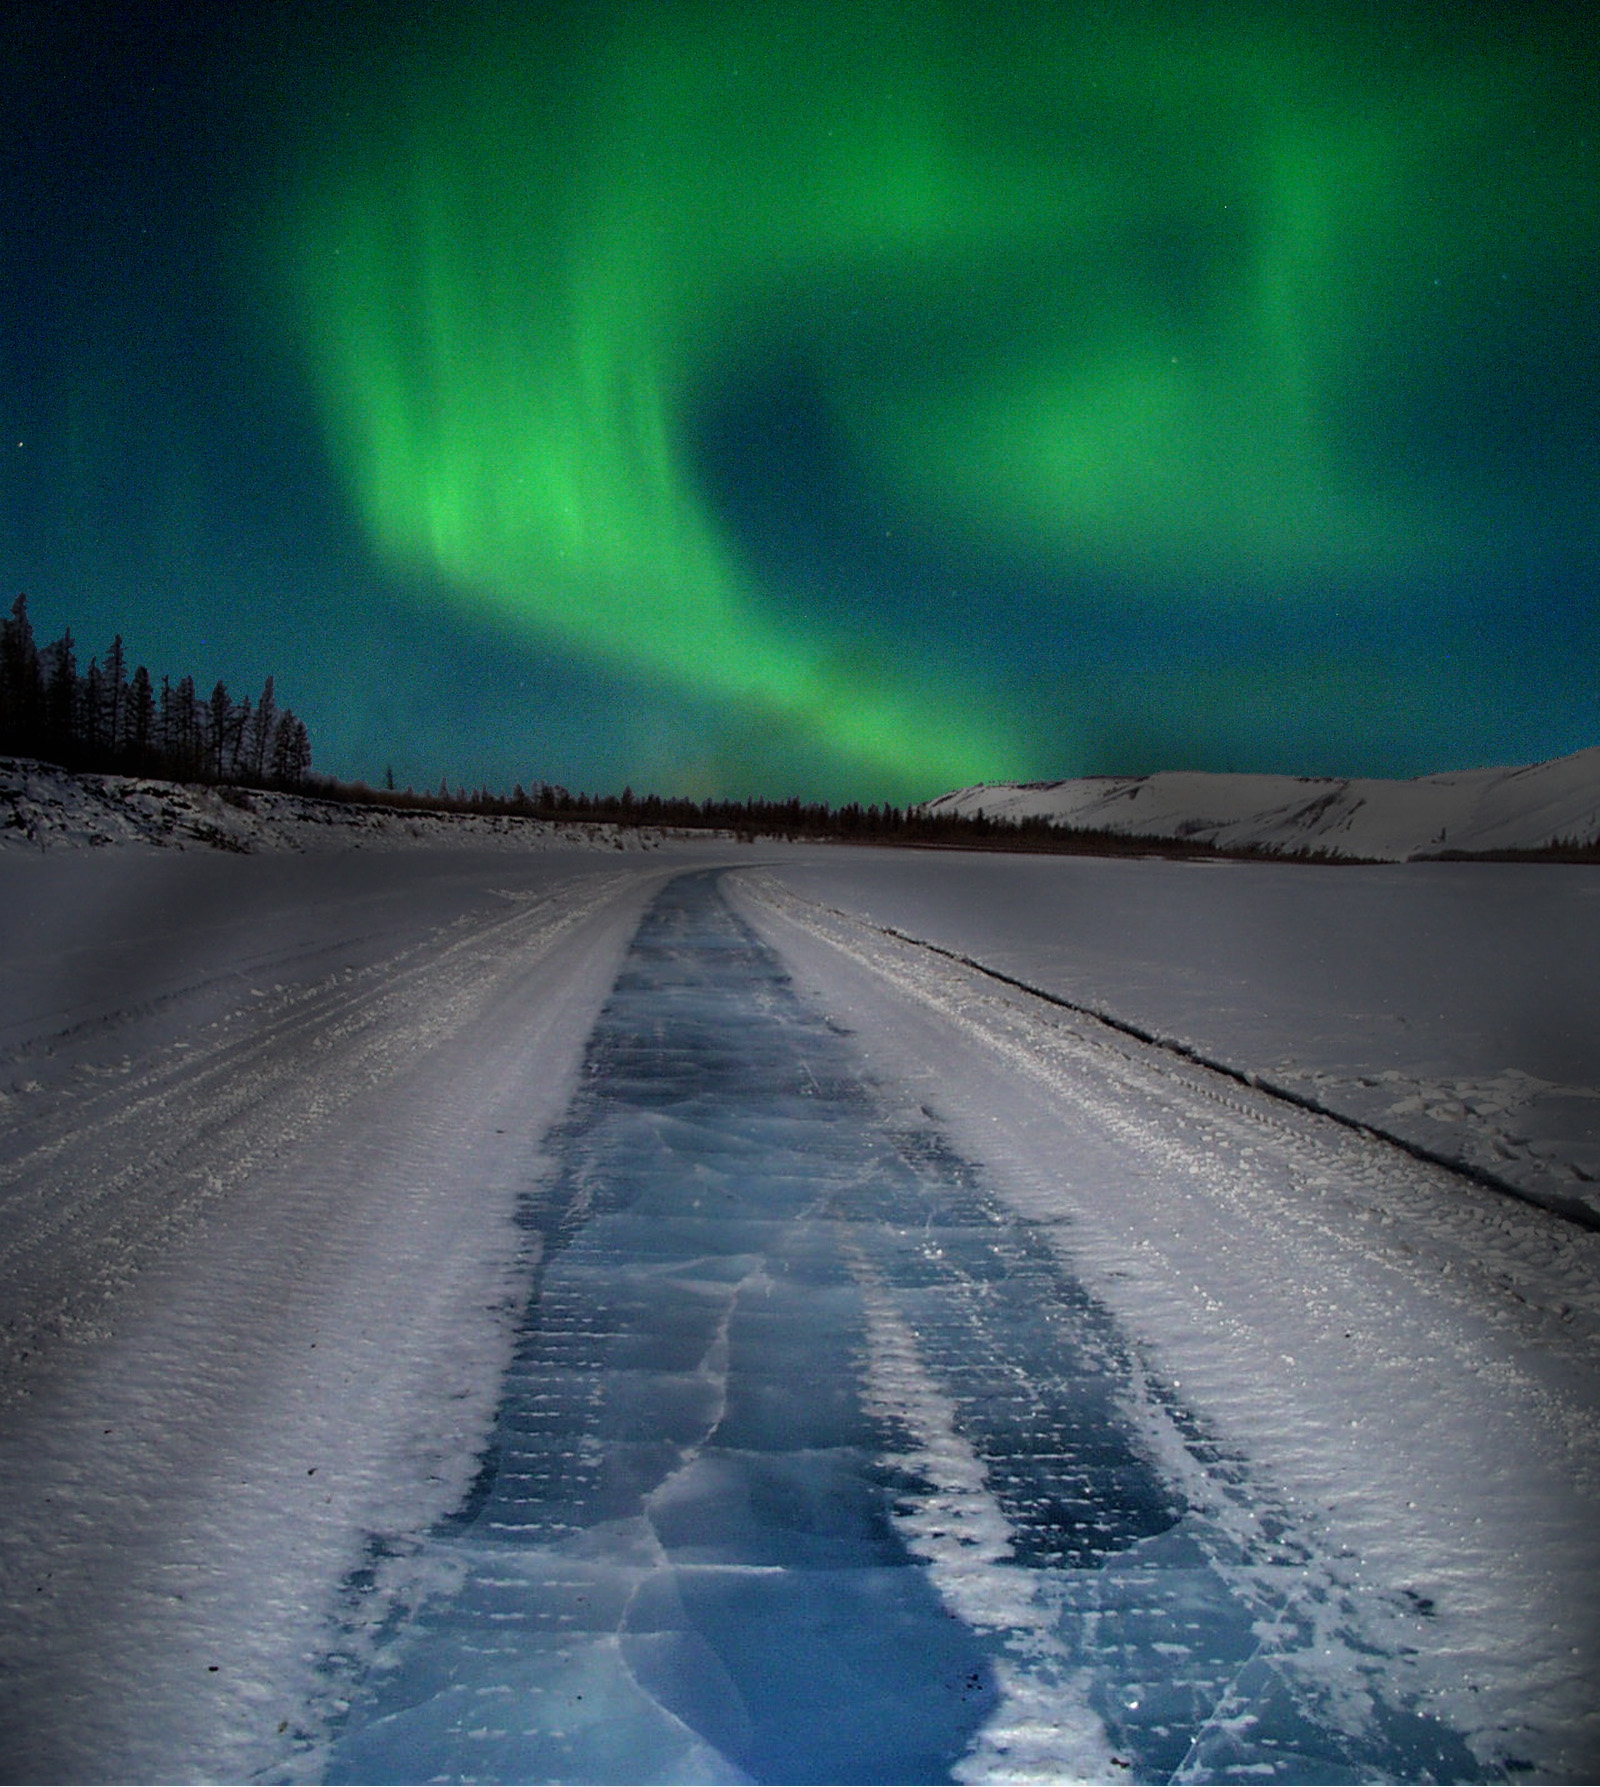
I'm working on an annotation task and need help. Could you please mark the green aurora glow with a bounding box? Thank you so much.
[1,0,1577,799]
[270,0,1595,795]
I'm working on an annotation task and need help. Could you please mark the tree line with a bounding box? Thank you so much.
[0,596,312,787]
[341,774,1215,855]
[2,596,1327,859]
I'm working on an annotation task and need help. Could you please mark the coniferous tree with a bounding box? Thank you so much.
[271,709,310,786]
[43,631,77,762]
[0,595,42,749]
[291,714,311,785]
[246,676,276,781]
[128,665,155,769]
[206,681,232,780]
[103,634,128,758]
[82,657,106,760]
[4,598,312,790]
[168,675,200,778]
[241,699,256,778]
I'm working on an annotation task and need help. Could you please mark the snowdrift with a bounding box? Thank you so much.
[0,758,662,854]
[925,746,1600,861]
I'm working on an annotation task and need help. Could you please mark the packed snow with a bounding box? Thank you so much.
[753,848,1600,1225]
[925,745,1600,861]
[1,773,1597,1782]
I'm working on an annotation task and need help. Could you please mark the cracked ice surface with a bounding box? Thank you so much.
[320,872,1478,1785]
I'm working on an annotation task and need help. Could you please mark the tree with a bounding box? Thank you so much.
[102,634,128,758]
[246,676,276,782]
[271,709,311,786]
[43,630,77,761]
[2,608,312,787]
[127,665,155,769]
[206,681,233,780]
[82,657,106,759]
[163,675,199,778]
[0,595,42,750]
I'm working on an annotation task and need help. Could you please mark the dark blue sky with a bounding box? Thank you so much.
[5,0,1596,800]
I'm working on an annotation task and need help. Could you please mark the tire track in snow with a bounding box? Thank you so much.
[844,1238,1117,1785]
[0,873,627,1391]
[0,860,671,1784]
[730,869,1600,1778]
[732,871,1600,1360]
[734,877,1600,1229]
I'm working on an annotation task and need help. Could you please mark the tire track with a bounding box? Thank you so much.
[0,874,628,1390]
[730,870,1600,1778]
[732,871,1600,1358]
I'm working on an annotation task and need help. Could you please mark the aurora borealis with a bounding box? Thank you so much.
[5,1,1597,799]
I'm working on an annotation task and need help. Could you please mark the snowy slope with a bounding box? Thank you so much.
[0,757,665,854]
[925,745,1600,860]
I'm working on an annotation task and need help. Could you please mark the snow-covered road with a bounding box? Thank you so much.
[735,868,1600,1782]
[0,846,716,1781]
[2,843,1597,1782]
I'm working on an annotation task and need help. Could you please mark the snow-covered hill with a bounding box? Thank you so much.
[0,757,663,854]
[925,745,1600,861]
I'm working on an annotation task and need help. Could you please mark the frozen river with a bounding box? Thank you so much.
[2,840,1597,1782]
[324,872,1477,1784]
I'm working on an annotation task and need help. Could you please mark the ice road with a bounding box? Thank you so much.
[1,844,1598,1782]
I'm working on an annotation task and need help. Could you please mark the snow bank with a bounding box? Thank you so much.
[0,757,664,855]
[926,745,1600,860]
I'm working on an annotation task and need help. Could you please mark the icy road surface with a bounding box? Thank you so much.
[1,844,1597,1781]
[320,872,1492,1785]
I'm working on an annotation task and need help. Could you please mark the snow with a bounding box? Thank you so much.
[1,772,1597,1782]
[0,756,674,855]
[0,837,740,1781]
[926,745,1600,861]
[732,870,1600,1779]
[751,847,1600,1222]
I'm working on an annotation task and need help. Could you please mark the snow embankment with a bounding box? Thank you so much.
[926,745,1600,861]
[0,757,663,855]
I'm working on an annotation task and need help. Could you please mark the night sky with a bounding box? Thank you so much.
[5,0,1596,802]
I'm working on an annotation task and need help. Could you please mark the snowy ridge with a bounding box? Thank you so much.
[0,757,665,854]
[925,745,1600,861]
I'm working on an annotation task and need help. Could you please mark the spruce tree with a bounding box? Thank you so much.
[103,635,127,758]
[247,676,276,781]
[82,657,106,759]
[271,710,310,786]
[206,682,232,780]
[169,675,199,778]
[128,666,155,769]
[44,631,77,762]
[0,595,42,750]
